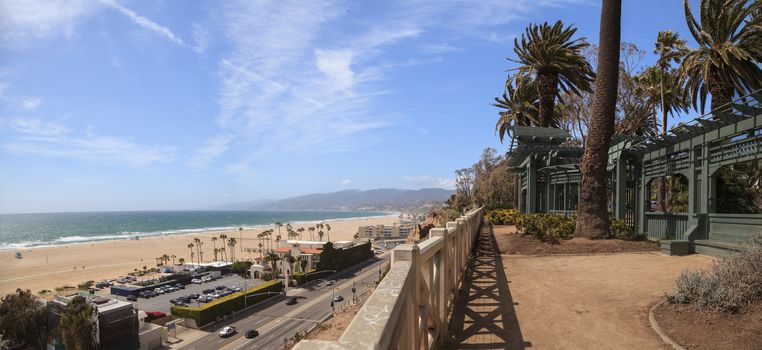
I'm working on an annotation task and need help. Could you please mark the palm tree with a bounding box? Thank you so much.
[510,20,595,127]
[227,237,237,261]
[633,66,689,136]
[171,254,176,265]
[297,227,305,240]
[59,296,97,350]
[295,256,304,273]
[681,0,762,112]
[267,252,281,273]
[284,253,296,275]
[654,30,688,133]
[219,234,228,261]
[325,223,332,242]
[187,243,194,265]
[211,237,218,261]
[493,76,539,143]
[575,0,621,239]
[318,229,324,241]
[193,238,203,263]
[178,257,184,265]
[275,222,283,243]
[308,227,315,241]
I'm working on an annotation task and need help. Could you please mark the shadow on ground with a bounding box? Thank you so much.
[442,222,530,349]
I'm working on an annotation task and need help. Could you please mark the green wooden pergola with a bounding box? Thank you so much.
[508,90,762,256]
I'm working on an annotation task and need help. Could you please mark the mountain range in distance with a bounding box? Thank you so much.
[211,188,454,211]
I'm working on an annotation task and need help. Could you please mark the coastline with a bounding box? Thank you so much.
[0,210,399,251]
[0,214,398,296]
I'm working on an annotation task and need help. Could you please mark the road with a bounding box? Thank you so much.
[183,253,390,350]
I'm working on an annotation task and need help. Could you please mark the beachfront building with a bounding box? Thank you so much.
[509,91,762,256]
[357,224,414,239]
[272,245,322,275]
[47,292,139,350]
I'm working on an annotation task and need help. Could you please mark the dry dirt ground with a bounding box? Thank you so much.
[304,299,363,341]
[494,225,660,255]
[493,224,715,349]
[654,302,762,350]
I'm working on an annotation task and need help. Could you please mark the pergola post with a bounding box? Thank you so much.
[527,156,537,213]
[699,145,711,214]
[638,167,647,234]
[614,157,626,219]
[687,147,698,224]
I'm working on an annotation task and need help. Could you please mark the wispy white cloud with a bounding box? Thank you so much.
[402,175,455,190]
[2,117,175,168]
[188,0,408,167]
[188,134,231,168]
[98,0,184,46]
[340,179,352,185]
[191,23,210,53]
[0,0,94,47]
[20,97,41,110]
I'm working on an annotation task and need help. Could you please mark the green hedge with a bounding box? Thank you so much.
[292,270,332,286]
[170,280,283,326]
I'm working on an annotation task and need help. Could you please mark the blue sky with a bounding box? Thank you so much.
[0,0,700,213]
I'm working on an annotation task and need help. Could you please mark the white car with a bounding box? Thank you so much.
[191,278,202,284]
[218,326,237,338]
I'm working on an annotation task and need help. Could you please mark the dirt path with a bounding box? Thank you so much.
[493,225,715,349]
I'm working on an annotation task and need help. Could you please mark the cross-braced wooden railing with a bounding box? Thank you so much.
[293,208,484,350]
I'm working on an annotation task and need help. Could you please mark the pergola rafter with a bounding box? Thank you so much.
[507,90,762,256]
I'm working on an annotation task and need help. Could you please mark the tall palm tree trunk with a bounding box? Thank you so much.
[576,0,621,239]
[536,72,558,127]
[708,68,734,112]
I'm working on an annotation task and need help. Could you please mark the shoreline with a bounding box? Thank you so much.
[0,214,399,296]
[0,211,399,251]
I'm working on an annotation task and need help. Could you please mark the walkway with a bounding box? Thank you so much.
[443,220,529,349]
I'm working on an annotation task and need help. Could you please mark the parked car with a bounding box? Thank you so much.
[231,286,242,292]
[245,329,260,338]
[215,285,226,290]
[191,278,202,284]
[218,326,237,338]
[285,297,298,305]
[188,293,199,299]
[126,295,137,302]
[175,283,185,289]
[332,295,344,302]
[324,281,334,286]
[203,288,214,294]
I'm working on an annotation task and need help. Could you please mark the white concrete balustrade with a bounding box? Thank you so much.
[294,208,484,350]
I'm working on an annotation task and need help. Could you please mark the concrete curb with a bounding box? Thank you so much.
[648,300,686,350]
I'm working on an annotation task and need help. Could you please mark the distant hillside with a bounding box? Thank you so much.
[211,188,453,211]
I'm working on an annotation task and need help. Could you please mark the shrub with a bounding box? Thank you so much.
[231,261,253,275]
[609,219,645,241]
[486,209,520,225]
[514,213,574,243]
[667,236,762,313]
[171,280,283,326]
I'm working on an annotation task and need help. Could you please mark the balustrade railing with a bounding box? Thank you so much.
[294,208,484,350]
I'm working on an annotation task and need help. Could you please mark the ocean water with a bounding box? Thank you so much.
[0,210,389,250]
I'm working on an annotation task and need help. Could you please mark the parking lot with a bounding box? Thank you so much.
[113,274,263,314]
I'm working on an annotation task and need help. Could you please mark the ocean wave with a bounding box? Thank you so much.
[0,211,395,250]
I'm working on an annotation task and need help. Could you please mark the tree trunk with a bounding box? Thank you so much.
[708,68,734,114]
[536,71,559,127]
[575,0,621,239]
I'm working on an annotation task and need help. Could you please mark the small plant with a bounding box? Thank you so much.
[514,213,574,243]
[667,235,762,313]
[76,281,94,290]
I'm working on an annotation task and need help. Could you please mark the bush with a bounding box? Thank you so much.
[667,236,762,313]
[486,209,520,225]
[514,213,575,243]
[231,261,253,275]
[609,219,645,241]
[171,280,283,326]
